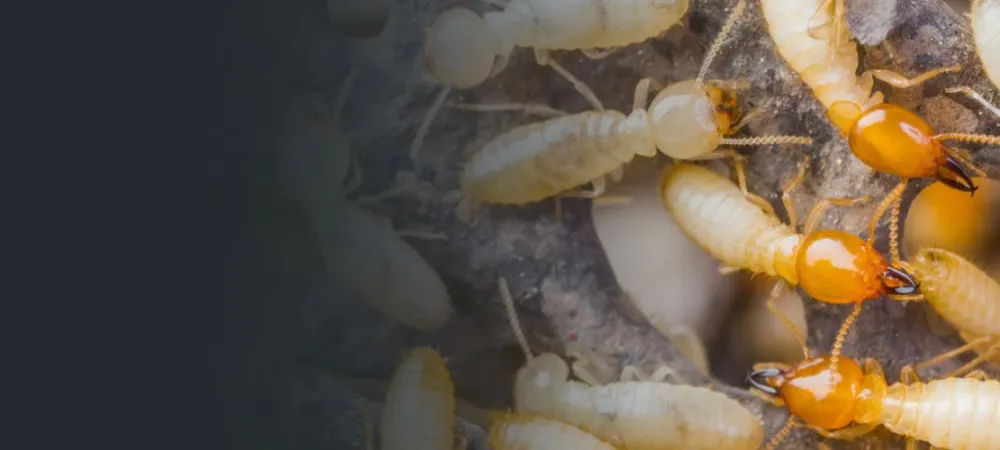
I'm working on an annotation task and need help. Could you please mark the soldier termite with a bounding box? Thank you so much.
[381,347,456,450]
[278,74,453,330]
[759,0,1000,241]
[748,349,1000,449]
[410,0,690,158]
[489,413,617,450]
[948,0,1000,119]
[460,0,812,205]
[658,162,920,367]
[497,277,765,450]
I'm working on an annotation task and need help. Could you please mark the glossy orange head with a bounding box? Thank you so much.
[748,356,864,430]
[848,104,977,192]
[796,230,918,304]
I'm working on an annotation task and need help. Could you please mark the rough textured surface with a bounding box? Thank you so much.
[234,0,1000,448]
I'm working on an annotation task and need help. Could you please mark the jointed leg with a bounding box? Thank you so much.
[899,364,922,384]
[860,65,963,90]
[912,335,996,376]
[535,49,604,111]
[946,86,1000,119]
[727,154,778,216]
[568,351,606,387]
[860,357,886,378]
[631,77,664,111]
[942,339,1000,378]
[803,195,872,236]
[580,47,618,59]
[781,157,809,230]
[445,102,568,117]
[868,180,907,247]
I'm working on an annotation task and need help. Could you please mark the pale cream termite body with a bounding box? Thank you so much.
[909,248,1000,338]
[498,277,764,450]
[489,413,617,450]
[973,0,1000,90]
[658,163,801,282]
[380,348,455,450]
[861,376,1000,450]
[759,0,884,133]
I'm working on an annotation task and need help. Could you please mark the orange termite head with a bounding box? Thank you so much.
[703,82,742,135]
[847,104,978,193]
[795,230,919,304]
[747,355,865,430]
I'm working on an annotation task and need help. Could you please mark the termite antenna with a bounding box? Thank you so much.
[829,302,863,370]
[499,277,534,360]
[721,135,814,146]
[696,0,747,85]
[933,133,1000,146]
[767,281,810,360]
[410,86,452,160]
[764,417,797,450]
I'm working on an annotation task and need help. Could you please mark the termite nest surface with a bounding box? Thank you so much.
[230,0,1000,449]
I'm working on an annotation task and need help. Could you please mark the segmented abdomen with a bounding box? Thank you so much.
[461,111,650,204]
[490,0,688,50]
[381,348,455,450]
[538,381,763,450]
[490,413,616,450]
[759,0,882,134]
[881,378,1000,450]
[659,164,801,283]
[973,0,1000,89]
[909,248,1000,337]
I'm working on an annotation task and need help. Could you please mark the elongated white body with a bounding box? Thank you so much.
[490,414,616,450]
[974,0,1000,90]
[462,110,653,203]
[659,164,801,283]
[909,248,1000,337]
[486,0,688,53]
[514,354,763,450]
[381,348,455,450]
[759,0,882,134]
[878,378,1000,450]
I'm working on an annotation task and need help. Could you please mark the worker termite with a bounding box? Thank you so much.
[410,0,691,158]
[948,0,1000,119]
[760,0,1000,239]
[489,413,617,450]
[460,0,813,205]
[381,347,455,450]
[497,277,765,450]
[906,247,1000,376]
[658,162,920,366]
[278,74,453,330]
[748,350,1000,449]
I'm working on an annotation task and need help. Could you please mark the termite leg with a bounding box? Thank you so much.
[781,156,810,230]
[946,86,1000,119]
[620,364,685,384]
[805,423,878,440]
[580,47,618,59]
[718,265,741,275]
[562,176,607,199]
[727,106,763,134]
[911,335,996,377]
[859,64,962,90]
[766,281,810,360]
[534,49,604,111]
[567,351,606,386]
[867,180,908,247]
[941,339,1000,378]
[445,102,569,117]
[802,195,872,236]
[964,369,991,381]
[860,357,886,378]
[720,153,778,216]
[899,364,922,384]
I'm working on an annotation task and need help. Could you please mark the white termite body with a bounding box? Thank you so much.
[490,413,617,450]
[973,0,1000,90]
[514,353,764,450]
[381,348,455,450]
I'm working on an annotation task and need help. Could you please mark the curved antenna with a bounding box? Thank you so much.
[696,0,747,84]
[409,86,452,160]
[721,135,813,146]
[499,277,534,361]
[764,417,797,450]
[829,302,863,370]
[934,133,1000,146]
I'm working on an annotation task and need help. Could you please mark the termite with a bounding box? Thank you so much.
[279,73,453,330]
[658,162,920,366]
[948,0,1000,119]
[497,277,765,450]
[760,0,1000,240]
[410,0,690,158]
[748,350,1000,449]
[460,0,812,205]
[381,347,455,450]
[489,413,617,450]
[905,247,1000,376]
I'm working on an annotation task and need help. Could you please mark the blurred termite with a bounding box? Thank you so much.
[459,0,812,205]
[748,345,1000,449]
[903,178,1000,259]
[381,347,455,450]
[279,73,453,330]
[948,0,1000,119]
[490,413,617,450]
[498,277,765,450]
[411,0,690,158]
[760,0,1000,243]
[659,162,920,369]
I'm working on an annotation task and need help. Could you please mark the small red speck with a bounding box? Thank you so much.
[567,332,577,341]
